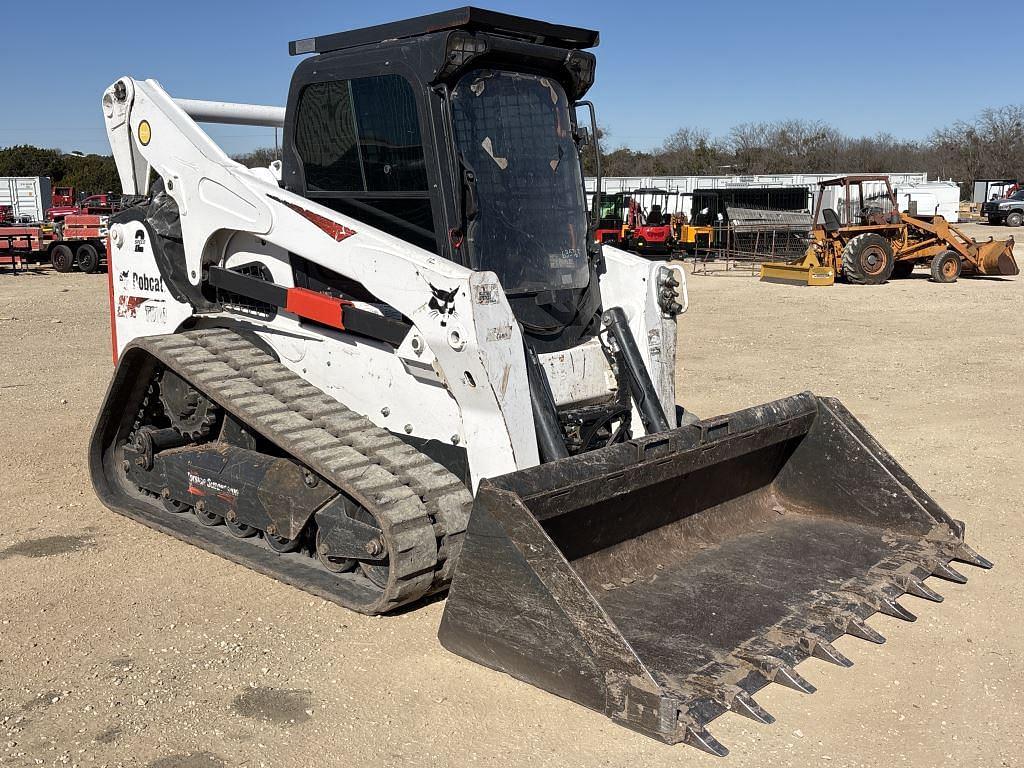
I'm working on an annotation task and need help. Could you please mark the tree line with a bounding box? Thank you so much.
[0,145,121,194]
[3,104,1021,199]
[586,105,1024,197]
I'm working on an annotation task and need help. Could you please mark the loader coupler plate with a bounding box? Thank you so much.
[439,392,990,756]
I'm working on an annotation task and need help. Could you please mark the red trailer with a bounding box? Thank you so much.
[0,214,108,273]
[47,192,118,222]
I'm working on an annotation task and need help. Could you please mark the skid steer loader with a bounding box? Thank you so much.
[90,8,991,756]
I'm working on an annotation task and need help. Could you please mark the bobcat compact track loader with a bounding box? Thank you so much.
[90,8,991,756]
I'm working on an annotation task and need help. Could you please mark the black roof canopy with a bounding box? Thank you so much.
[289,6,599,56]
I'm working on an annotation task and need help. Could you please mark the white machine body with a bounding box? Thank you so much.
[103,76,687,490]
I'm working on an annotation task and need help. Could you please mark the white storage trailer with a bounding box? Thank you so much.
[0,177,52,222]
[586,173,930,218]
[587,174,962,223]
[895,181,961,221]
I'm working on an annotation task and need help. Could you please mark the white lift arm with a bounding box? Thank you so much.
[102,76,541,484]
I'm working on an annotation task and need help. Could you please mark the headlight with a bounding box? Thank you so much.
[564,50,596,97]
[438,31,488,79]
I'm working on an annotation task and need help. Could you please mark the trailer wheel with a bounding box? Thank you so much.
[1005,211,1023,227]
[891,261,915,279]
[841,233,895,285]
[930,250,962,283]
[76,243,100,273]
[50,244,74,273]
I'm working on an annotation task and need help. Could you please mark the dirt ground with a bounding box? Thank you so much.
[1,221,1020,768]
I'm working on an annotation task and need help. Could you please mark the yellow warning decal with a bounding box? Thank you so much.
[138,120,151,146]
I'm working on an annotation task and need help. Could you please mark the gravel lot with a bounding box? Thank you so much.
[1,221,1020,767]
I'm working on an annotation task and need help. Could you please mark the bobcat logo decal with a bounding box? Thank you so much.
[428,284,459,327]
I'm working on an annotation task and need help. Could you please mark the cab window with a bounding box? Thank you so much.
[294,74,434,250]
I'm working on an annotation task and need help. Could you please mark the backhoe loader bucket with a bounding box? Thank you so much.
[759,248,835,286]
[439,392,990,756]
[971,236,1018,276]
[759,259,835,285]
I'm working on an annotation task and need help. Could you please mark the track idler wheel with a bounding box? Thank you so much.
[314,501,390,585]
[357,518,390,589]
[315,527,357,573]
[225,516,259,538]
[160,489,190,514]
[360,555,389,588]
[194,501,224,527]
[265,531,301,553]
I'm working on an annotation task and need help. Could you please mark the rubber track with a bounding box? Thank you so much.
[119,328,472,614]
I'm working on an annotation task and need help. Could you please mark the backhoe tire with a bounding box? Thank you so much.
[891,261,915,279]
[841,233,895,285]
[1005,211,1023,227]
[930,250,962,283]
[76,243,100,273]
[50,244,74,273]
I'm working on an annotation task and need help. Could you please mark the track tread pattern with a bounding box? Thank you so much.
[129,328,473,613]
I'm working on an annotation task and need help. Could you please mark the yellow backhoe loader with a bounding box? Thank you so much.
[761,175,1018,285]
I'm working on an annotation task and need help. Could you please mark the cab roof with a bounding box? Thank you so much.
[289,6,599,56]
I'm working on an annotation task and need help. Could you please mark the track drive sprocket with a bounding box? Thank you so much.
[159,370,218,439]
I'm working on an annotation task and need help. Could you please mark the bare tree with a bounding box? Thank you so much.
[599,105,1024,199]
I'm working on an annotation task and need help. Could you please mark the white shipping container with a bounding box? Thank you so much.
[586,172,930,218]
[895,181,961,222]
[0,176,52,222]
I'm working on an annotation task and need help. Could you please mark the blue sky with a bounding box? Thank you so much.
[1,0,1015,156]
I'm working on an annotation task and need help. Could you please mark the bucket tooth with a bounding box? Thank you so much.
[950,542,993,570]
[877,597,916,622]
[837,587,915,623]
[932,561,968,584]
[772,663,816,694]
[845,618,886,644]
[728,691,775,725]
[741,656,816,694]
[808,639,854,667]
[900,576,943,603]
[684,726,729,757]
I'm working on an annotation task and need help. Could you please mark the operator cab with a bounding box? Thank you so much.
[282,8,603,352]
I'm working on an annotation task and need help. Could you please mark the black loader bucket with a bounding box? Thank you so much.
[438,392,991,756]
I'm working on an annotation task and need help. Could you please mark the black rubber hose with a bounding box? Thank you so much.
[602,307,671,434]
[525,346,570,461]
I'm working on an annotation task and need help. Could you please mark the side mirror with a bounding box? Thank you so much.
[576,126,591,148]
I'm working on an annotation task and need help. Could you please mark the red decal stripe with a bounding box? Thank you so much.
[106,235,118,365]
[270,195,356,242]
[285,287,350,330]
